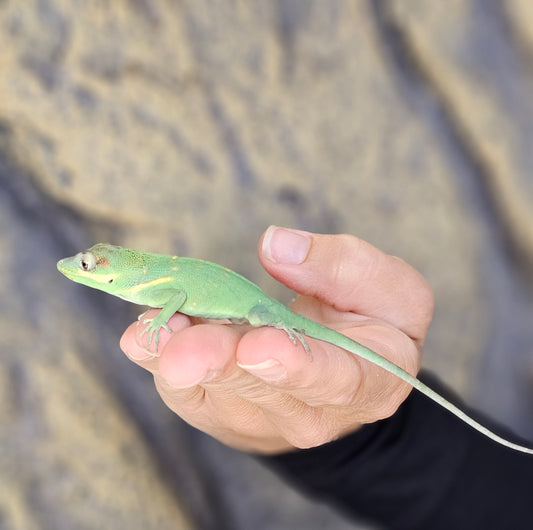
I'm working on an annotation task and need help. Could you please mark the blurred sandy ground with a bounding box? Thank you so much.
[1,1,533,528]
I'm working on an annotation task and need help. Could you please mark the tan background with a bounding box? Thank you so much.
[2,1,533,529]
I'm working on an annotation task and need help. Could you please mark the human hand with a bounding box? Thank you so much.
[120,226,434,453]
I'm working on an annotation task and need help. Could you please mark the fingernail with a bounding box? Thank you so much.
[237,359,287,382]
[262,226,311,264]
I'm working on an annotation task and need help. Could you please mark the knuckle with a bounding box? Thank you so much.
[325,235,377,303]
[281,410,338,449]
[288,428,335,450]
[373,390,408,420]
[418,278,435,319]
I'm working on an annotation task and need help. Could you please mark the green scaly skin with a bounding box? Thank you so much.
[57,243,533,454]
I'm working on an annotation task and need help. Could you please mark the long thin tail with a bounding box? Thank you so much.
[300,318,533,454]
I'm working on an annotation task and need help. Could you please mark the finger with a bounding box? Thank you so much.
[123,317,294,445]
[259,226,434,345]
[155,373,289,452]
[150,324,294,450]
[119,311,192,371]
[236,321,418,421]
[156,324,295,412]
[153,369,284,452]
[156,323,246,388]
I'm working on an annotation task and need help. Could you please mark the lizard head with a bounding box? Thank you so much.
[57,243,125,292]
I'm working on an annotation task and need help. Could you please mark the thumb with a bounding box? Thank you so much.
[258,226,433,346]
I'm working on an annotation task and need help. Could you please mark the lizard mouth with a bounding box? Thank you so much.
[57,258,75,278]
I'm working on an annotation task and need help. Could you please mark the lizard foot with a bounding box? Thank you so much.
[282,327,313,360]
[138,314,171,354]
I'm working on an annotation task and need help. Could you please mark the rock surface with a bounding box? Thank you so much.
[1,1,533,529]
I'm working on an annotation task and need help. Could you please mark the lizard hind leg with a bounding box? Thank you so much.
[283,326,312,358]
[248,304,312,358]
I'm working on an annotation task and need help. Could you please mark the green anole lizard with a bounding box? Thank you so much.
[57,243,533,454]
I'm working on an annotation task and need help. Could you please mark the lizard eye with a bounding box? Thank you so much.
[77,252,97,271]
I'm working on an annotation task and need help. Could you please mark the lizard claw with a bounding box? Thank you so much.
[138,314,171,353]
[283,327,313,360]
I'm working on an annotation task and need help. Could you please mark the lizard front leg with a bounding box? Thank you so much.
[139,290,187,352]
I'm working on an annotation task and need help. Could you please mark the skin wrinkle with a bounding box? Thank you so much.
[269,402,324,449]
[301,345,364,408]
[154,374,206,412]
[314,235,370,313]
